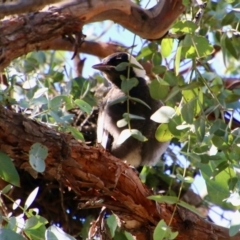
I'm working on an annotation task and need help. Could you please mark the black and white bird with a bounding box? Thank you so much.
[92,52,169,167]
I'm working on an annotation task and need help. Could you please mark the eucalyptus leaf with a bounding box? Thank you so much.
[117,129,147,145]
[0,151,20,187]
[121,77,139,92]
[117,118,128,128]
[106,215,118,238]
[74,99,92,114]
[151,106,175,123]
[29,143,48,173]
[155,123,173,142]
[153,220,175,240]
[161,38,173,58]
[33,88,48,99]
[108,96,127,106]
[229,210,240,236]
[24,187,39,210]
[149,79,170,100]
[45,226,76,240]
[172,20,197,34]
[129,96,151,109]
[0,228,26,240]
[122,113,145,121]
[67,126,85,141]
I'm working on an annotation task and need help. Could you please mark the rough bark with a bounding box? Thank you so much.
[0,0,185,70]
[0,106,239,239]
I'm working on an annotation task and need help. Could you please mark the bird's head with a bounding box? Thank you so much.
[92,52,146,88]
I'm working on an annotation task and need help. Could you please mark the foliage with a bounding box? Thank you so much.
[1,0,240,239]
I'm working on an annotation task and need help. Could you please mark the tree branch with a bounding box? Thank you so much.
[0,106,239,239]
[0,0,62,16]
[0,0,185,70]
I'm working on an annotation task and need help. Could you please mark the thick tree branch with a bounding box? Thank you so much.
[38,38,126,58]
[0,106,239,239]
[0,0,185,70]
[0,0,62,16]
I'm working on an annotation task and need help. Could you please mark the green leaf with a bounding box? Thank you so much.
[67,126,85,141]
[117,129,133,144]
[182,88,203,115]
[117,118,128,128]
[229,210,240,236]
[106,215,118,238]
[136,46,152,59]
[129,96,151,109]
[0,151,20,187]
[122,113,145,121]
[210,119,228,136]
[123,231,134,240]
[12,199,21,210]
[153,220,177,240]
[164,86,181,102]
[117,129,147,145]
[74,99,92,114]
[226,192,240,207]
[25,215,48,230]
[194,118,206,142]
[151,106,175,123]
[50,95,74,111]
[45,226,76,240]
[131,129,148,142]
[168,115,183,138]
[199,161,235,210]
[0,184,13,195]
[161,38,173,58]
[24,187,39,210]
[212,135,228,150]
[0,228,26,240]
[148,195,179,204]
[225,37,238,59]
[80,216,93,239]
[181,100,196,124]
[25,224,46,240]
[108,96,127,106]
[121,77,139,93]
[175,45,182,76]
[171,20,197,34]
[152,52,162,66]
[149,79,170,100]
[115,62,129,71]
[177,201,203,217]
[163,71,179,86]
[149,195,202,217]
[152,65,167,75]
[33,88,48,99]
[182,35,213,58]
[155,123,173,142]
[29,143,48,173]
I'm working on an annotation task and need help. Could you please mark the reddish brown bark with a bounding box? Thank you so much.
[0,106,239,239]
[0,0,185,70]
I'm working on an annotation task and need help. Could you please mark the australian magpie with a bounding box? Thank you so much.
[92,52,169,167]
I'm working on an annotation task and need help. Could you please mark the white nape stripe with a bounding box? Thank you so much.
[127,54,146,79]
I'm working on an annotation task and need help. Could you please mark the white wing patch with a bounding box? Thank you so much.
[127,54,146,78]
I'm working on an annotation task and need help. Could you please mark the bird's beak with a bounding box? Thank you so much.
[92,63,114,71]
